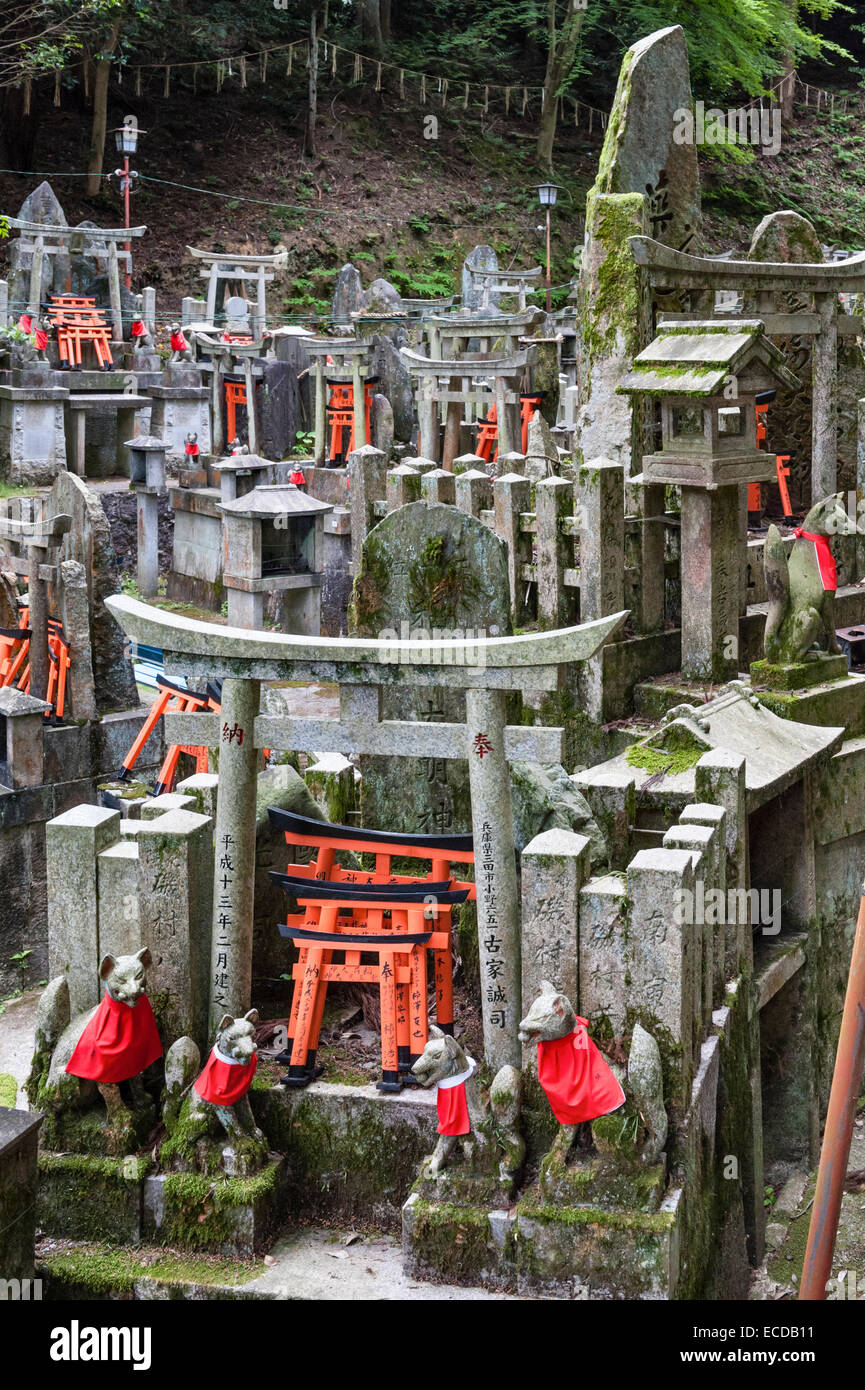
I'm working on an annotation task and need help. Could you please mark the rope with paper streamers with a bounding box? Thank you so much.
[37,36,612,132]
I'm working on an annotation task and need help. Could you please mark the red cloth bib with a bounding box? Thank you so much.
[537,1021,625,1126]
[289,470,306,486]
[436,1079,471,1136]
[66,991,163,1084]
[34,328,48,351]
[131,320,147,338]
[185,441,200,457]
[194,1048,257,1106]
[794,529,837,592]
[170,331,188,352]
[17,314,32,334]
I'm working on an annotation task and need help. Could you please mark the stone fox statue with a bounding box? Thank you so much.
[27,948,162,1155]
[411,1027,523,1184]
[764,492,855,665]
[162,1011,268,1176]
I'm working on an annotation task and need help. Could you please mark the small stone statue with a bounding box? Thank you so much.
[519,981,625,1162]
[764,493,856,664]
[27,948,162,1155]
[130,315,152,354]
[168,323,194,363]
[411,1026,523,1184]
[627,1022,667,1162]
[184,431,200,460]
[162,1011,268,1176]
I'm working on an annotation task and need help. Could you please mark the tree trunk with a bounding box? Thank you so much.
[781,1,797,123]
[380,0,391,42]
[86,20,121,196]
[361,0,384,53]
[86,58,112,194]
[536,0,584,169]
[305,9,318,157]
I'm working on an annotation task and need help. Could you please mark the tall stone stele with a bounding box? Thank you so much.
[618,320,800,683]
[575,24,700,474]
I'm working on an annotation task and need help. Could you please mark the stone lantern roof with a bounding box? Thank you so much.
[212,453,278,473]
[217,483,333,520]
[618,319,801,398]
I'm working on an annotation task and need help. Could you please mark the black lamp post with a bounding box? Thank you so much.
[533,183,562,313]
[111,115,143,290]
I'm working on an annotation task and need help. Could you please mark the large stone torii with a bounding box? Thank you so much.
[105,596,627,1069]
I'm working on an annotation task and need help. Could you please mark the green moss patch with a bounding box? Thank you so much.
[38,1239,262,1298]
[626,743,704,776]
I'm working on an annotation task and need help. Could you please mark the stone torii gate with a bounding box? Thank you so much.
[5,217,147,341]
[0,509,71,700]
[628,235,865,503]
[105,596,626,1070]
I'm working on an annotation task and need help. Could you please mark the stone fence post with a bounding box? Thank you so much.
[493,472,531,625]
[47,805,121,1014]
[455,468,492,519]
[521,829,591,1059]
[695,750,749,978]
[535,476,574,630]
[627,846,697,1103]
[386,463,421,512]
[421,467,456,506]
[348,445,388,573]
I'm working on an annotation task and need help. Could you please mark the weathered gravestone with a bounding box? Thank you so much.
[331,263,364,325]
[591,24,700,255]
[462,245,499,312]
[350,501,511,832]
[576,25,700,473]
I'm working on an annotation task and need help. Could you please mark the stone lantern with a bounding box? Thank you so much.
[212,452,281,505]
[218,483,333,634]
[619,319,800,683]
[125,434,167,598]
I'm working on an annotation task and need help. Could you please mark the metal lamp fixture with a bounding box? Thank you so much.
[532,184,562,310]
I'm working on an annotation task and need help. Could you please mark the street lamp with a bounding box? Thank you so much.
[533,183,561,313]
[111,115,144,290]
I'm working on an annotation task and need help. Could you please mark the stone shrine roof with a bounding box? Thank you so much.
[618,319,800,397]
[217,484,333,519]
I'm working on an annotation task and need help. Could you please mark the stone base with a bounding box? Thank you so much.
[750,654,849,691]
[37,1153,150,1243]
[752,671,865,735]
[37,1151,285,1257]
[250,1080,438,1232]
[402,1183,682,1298]
[142,1158,286,1258]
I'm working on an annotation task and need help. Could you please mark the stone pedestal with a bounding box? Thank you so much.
[0,383,68,484]
[680,486,741,683]
[0,686,50,788]
[148,382,211,460]
[0,1110,43,1286]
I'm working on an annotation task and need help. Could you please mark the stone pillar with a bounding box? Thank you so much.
[348,445,388,574]
[421,467,456,506]
[663,822,719,1031]
[812,292,838,503]
[694,750,749,978]
[680,803,727,1007]
[141,286,157,333]
[680,486,740,683]
[386,464,420,512]
[59,559,98,723]
[208,678,260,1029]
[494,377,514,455]
[637,480,666,633]
[418,377,439,462]
[181,296,205,326]
[351,355,367,450]
[138,807,214,1051]
[176,772,220,820]
[465,687,521,1070]
[442,383,462,471]
[313,359,327,467]
[46,805,122,1014]
[493,472,531,625]
[578,873,629,1026]
[26,544,49,702]
[579,458,625,622]
[627,846,697,1100]
[0,1111,43,1284]
[97,839,141,960]
[535,476,573,630]
[0,279,8,328]
[521,829,590,1039]
[136,489,160,598]
[0,687,49,788]
[453,453,486,476]
[454,468,492,519]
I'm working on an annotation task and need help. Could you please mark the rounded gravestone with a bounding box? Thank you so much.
[331,264,364,326]
[462,245,499,311]
[349,501,512,638]
[350,502,512,834]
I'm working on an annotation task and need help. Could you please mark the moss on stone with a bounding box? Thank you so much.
[0,1072,16,1107]
[159,1165,280,1252]
[625,742,704,776]
[38,1240,262,1297]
